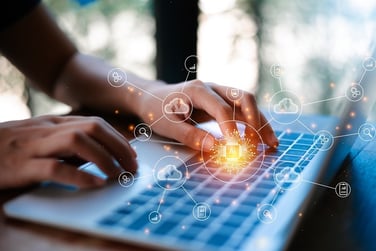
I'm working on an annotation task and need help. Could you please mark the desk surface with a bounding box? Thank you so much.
[1,116,375,251]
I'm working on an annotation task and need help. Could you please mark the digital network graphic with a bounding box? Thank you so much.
[108,55,374,228]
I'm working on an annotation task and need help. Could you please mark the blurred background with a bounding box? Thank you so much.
[1,0,376,122]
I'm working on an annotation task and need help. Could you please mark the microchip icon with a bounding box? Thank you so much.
[226,144,240,159]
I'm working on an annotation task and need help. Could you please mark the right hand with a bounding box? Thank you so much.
[0,115,137,189]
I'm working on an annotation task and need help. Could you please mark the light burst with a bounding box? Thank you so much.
[210,130,257,173]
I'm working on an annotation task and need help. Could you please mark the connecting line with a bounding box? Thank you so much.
[302,96,345,106]
[357,70,366,85]
[333,133,359,139]
[180,72,191,92]
[181,186,198,204]
[278,78,284,91]
[233,101,236,120]
[301,179,335,190]
[270,187,281,205]
[156,189,167,213]
[148,140,185,145]
[126,80,163,102]
[297,120,316,134]
[258,118,274,132]
[134,174,152,180]
[186,161,205,168]
[150,115,164,127]
[189,118,200,126]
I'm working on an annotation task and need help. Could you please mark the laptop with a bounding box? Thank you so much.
[4,46,376,251]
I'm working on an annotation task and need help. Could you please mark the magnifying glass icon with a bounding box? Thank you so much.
[363,128,373,138]
[263,209,273,220]
[139,127,149,138]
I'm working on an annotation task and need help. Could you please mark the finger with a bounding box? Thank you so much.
[49,117,137,173]
[24,159,105,188]
[186,81,237,137]
[30,130,123,177]
[259,113,279,148]
[156,119,216,152]
[76,118,137,172]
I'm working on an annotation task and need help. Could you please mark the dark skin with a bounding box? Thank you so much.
[0,3,278,189]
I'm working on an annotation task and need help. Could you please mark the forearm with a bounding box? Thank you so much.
[53,52,166,116]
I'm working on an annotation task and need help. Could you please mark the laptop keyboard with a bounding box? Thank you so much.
[97,131,320,250]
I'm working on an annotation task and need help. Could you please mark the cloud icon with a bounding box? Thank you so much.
[275,167,300,184]
[273,98,299,114]
[157,164,183,181]
[164,98,190,115]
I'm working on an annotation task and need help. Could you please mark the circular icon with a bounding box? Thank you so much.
[257,204,277,224]
[313,130,334,151]
[148,211,162,224]
[270,64,283,78]
[345,84,364,102]
[358,123,376,141]
[335,181,351,198]
[268,90,302,124]
[118,171,135,188]
[192,203,211,221]
[184,55,199,73]
[226,87,244,101]
[162,92,193,123]
[201,120,265,183]
[273,162,302,190]
[107,68,127,88]
[362,57,376,71]
[134,123,152,142]
[153,156,188,190]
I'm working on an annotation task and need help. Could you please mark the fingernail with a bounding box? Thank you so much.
[131,146,137,158]
[270,134,279,148]
[203,135,215,152]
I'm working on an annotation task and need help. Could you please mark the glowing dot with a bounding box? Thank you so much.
[330,82,335,88]
[181,225,186,230]
[286,128,291,133]
[350,112,355,117]
[346,124,352,129]
[247,115,252,119]
[232,200,238,206]
[164,145,171,151]
[363,96,368,102]
[311,123,317,129]
[144,228,150,235]
[215,198,220,204]
[127,202,131,206]
[147,184,152,189]
[245,107,249,112]
[115,109,119,114]
[195,142,200,147]
[336,126,340,130]
[298,212,303,217]
[160,199,164,204]
[128,124,134,131]
[138,92,142,96]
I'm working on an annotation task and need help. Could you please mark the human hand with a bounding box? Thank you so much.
[0,115,137,189]
[135,80,278,151]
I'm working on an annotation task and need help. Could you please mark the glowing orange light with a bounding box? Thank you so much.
[209,130,256,173]
[115,109,119,114]
[346,124,352,129]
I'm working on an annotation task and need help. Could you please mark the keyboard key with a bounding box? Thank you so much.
[179,226,204,240]
[207,232,231,247]
[154,219,179,235]
[97,213,124,227]
[281,155,301,162]
[281,132,301,140]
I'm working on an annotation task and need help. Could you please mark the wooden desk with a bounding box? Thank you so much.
[1,114,375,251]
